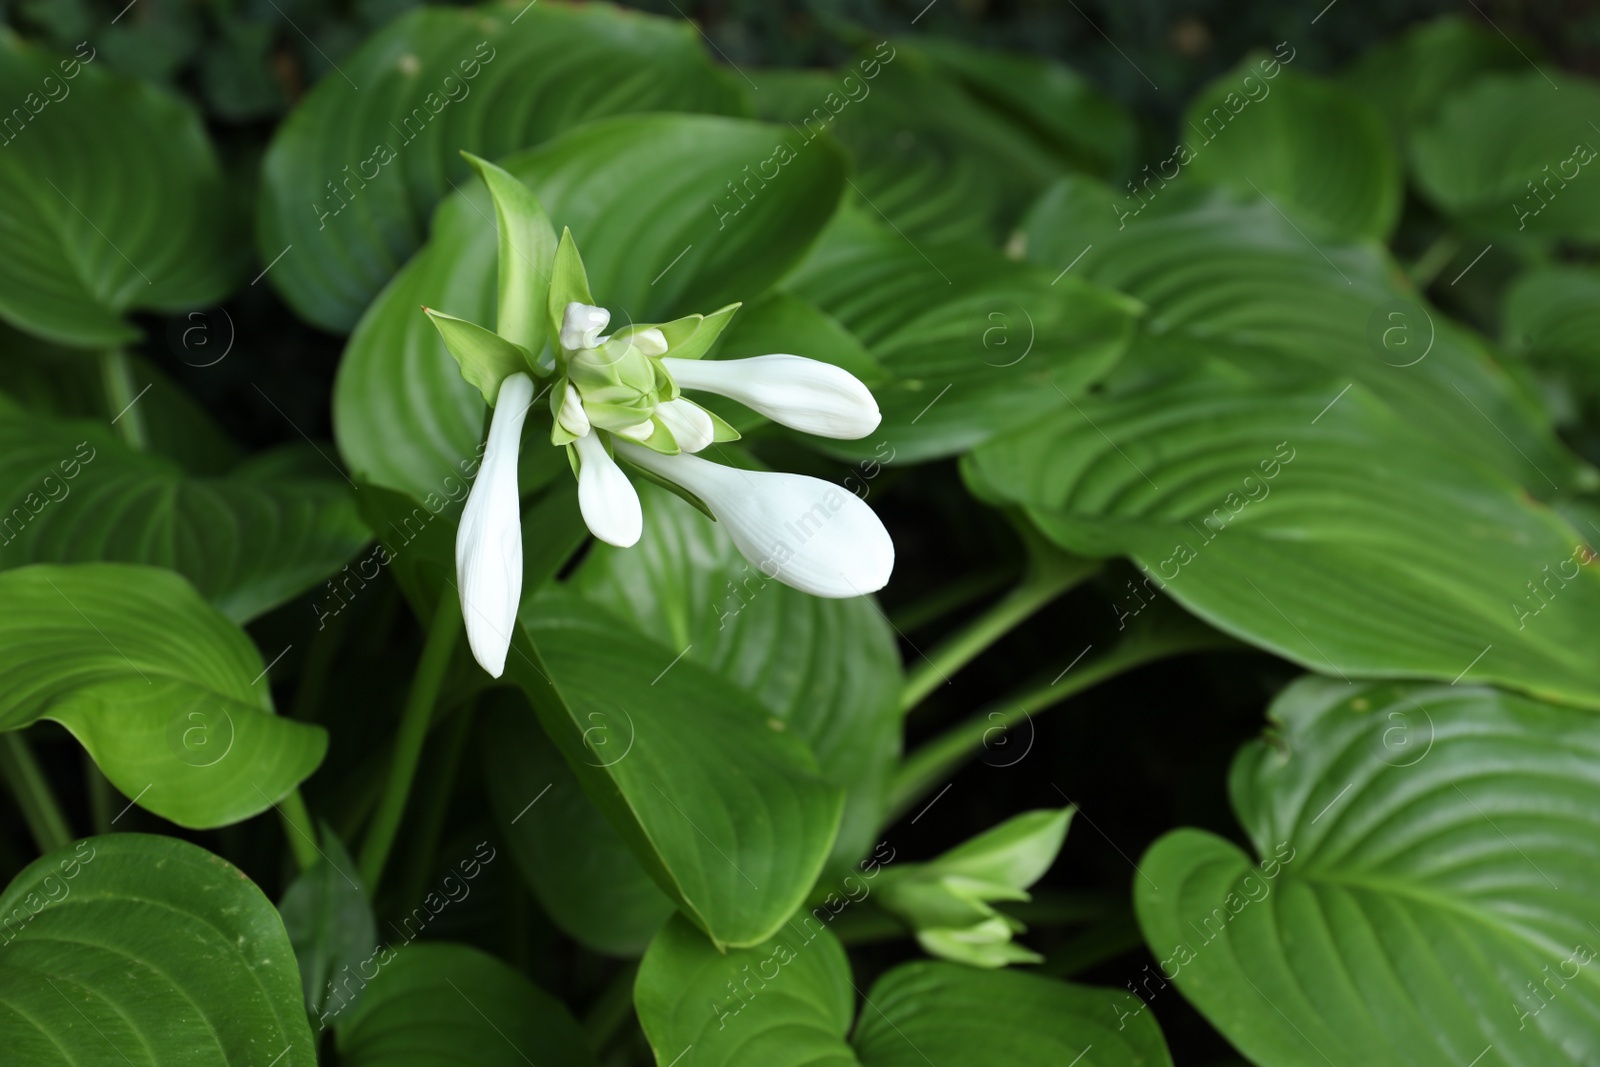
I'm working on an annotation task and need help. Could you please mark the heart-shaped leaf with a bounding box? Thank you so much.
[0,834,314,1065]
[0,409,369,622]
[1410,71,1600,241]
[1503,265,1600,412]
[966,336,1600,708]
[334,113,846,504]
[635,915,1173,1066]
[508,590,843,949]
[335,942,597,1067]
[0,33,243,347]
[572,483,903,874]
[1136,677,1600,1065]
[0,563,327,827]
[1181,63,1400,241]
[481,699,673,957]
[1341,16,1529,139]
[1019,177,1583,493]
[785,207,1139,464]
[257,2,746,332]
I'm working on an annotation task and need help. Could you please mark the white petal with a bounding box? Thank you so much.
[560,302,610,351]
[656,398,715,452]
[631,327,668,357]
[557,383,590,437]
[455,372,534,677]
[617,444,893,597]
[663,354,880,440]
[574,433,642,547]
[611,419,655,443]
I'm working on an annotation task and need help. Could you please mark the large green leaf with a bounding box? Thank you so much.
[0,410,368,622]
[1341,16,1529,141]
[0,32,243,347]
[336,942,597,1067]
[0,326,242,476]
[1181,63,1400,241]
[1503,266,1600,401]
[257,1,745,332]
[1410,72,1600,242]
[854,962,1172,1067]
[481,699,673,957]
[914,38,1134,178]
[572,483,902,873]
[509,590,843,949]
[1136,678,1600,1065]
[0,564,327,826]
[0,834,314,1065]
[635,915,1171,1066]
[752,45,1074,245]
[966,336,1600,708]
[335,113,846,503]
[1019,177,1583,493]
[785,207,1139,463]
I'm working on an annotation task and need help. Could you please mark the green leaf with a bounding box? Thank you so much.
[424,308,533,404]
[0,33,243,347]
[1341,16,1530,140]
[336,112,846,504]
[1135,677,1600,1065]
[966,336,1600,709]
[1019,177,1583,493]
[1410,72,1600,241]
[0,409,370,623]
[753,45,1073,245]
[508,590,843,949]
[278,829,376,1019]
[914,38,1135,178]
[336,942,598,1067]
[786,207,1139,463]
[0,834,315,1065]
[854,962,1173,1067]
[655,301,742,363]
[463,151,557,355]
[636,915,858,1067]
[571,483,902,875]
[547,227,594,345]
[257,2,746,332]
[635,915,1172,1067]
[481,698,673,957]
[1181,63,1400,241]
[0,564,327,827]
[1503,265,1600,401]
[0,326,242,475]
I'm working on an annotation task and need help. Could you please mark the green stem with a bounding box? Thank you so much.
[888,628,1224,823]
[359,590,463,890]
[1408,233,1459,290]
[0,733,72,853]
[888,566,1015,633]
[395,703,474,909]
[84,752,113,836]
[900,557,1099,714]
[278,788,321,872]
[98,349,148,450]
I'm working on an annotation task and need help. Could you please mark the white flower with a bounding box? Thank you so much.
[442,246,895,676]
[617,443,894,598]
[559,302,609,351]
[663,354,881,439]
[573,431,642,548]
[455,372,533,678]
[655,397,716,453]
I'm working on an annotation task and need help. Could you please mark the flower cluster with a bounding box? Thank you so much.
[430,157,894,676]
